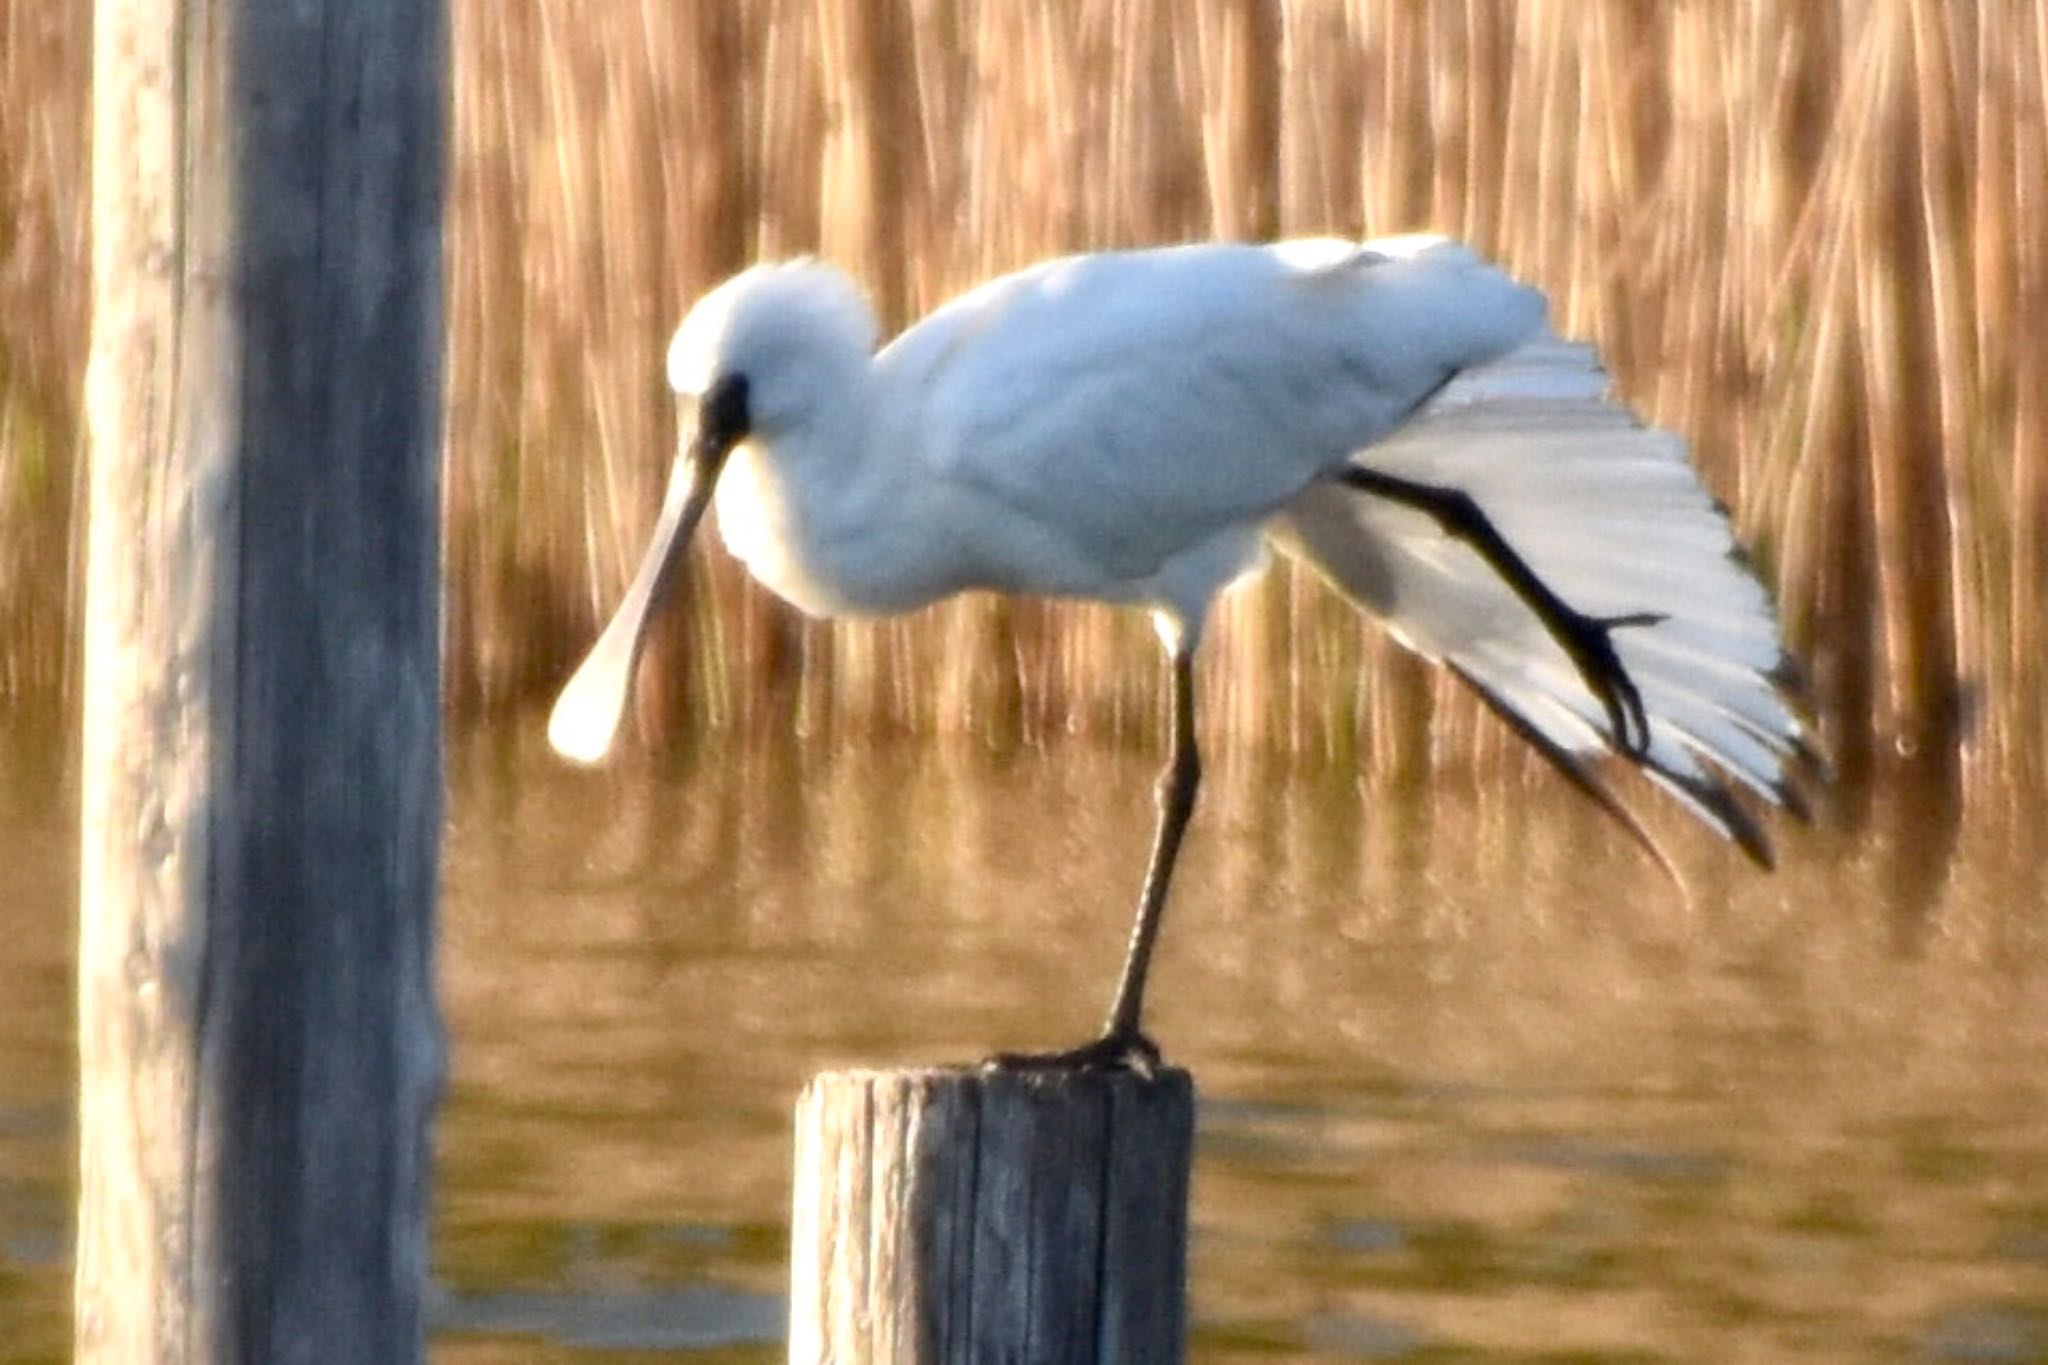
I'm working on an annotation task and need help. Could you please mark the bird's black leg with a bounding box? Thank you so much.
[987,646,1199,1076]
[1337,466,1662,754]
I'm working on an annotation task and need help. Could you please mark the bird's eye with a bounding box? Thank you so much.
[700,373,752,450]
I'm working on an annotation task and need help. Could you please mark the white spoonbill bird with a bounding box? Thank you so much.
[549,236,1810,1069]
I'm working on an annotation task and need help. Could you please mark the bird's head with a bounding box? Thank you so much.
[667,260,877,441]
[545,260,876,764]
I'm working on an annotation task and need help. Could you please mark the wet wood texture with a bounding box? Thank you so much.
[790,1066,1195,1364]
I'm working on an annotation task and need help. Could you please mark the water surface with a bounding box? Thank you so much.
[5,721,2046,1361]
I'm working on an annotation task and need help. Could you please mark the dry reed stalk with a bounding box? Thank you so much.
[3,0,2044,800]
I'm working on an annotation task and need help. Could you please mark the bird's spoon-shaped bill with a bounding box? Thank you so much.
[546,452,715,763]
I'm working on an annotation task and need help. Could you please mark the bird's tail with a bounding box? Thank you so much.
[1269,332,1816,865]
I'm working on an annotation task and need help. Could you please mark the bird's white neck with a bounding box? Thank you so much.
[712,366,952,618]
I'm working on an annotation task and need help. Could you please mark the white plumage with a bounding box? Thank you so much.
[551,235,1809,1065]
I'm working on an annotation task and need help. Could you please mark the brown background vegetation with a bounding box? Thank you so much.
[3,1,2042,800]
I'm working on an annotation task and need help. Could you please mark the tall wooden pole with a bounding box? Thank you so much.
[79,1,446,1360]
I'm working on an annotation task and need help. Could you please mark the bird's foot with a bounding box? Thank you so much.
[983,1028,1163,1078]
[1560,607,1664,756]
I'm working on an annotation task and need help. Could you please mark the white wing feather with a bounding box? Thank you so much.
[1272,336,1809,860]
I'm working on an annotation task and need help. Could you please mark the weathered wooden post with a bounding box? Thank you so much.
[790,1067,1195,1364]
[78,0,445,1360]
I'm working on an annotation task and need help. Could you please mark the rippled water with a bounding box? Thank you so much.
[5,719,2046,1362]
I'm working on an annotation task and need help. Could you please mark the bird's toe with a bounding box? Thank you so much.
[983,1029,1163,1077]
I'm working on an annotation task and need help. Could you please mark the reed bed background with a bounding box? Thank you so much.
[2,1,2043,799]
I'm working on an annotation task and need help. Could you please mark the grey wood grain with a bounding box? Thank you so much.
[791,1067,1194,1364]
[78,1,445,1360]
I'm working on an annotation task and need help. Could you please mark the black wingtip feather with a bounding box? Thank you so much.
[1776,774,1814,825]
[1448,663,1682,888]
[1766,650,1835,776]
[1657,767,1778,870]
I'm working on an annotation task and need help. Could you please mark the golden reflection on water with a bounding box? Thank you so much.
[435,727,2048,1363]
[3,721,2045,1361]
[0,724,71,1364]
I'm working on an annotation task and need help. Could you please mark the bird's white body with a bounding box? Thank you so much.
[678,236,1538,635]
[552,232,1810,1056]
[651,236,1804,846]
[559,233,1806,895]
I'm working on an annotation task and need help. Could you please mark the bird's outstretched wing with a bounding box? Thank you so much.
[889,237,1546,587]
[1272,335,1814,863]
